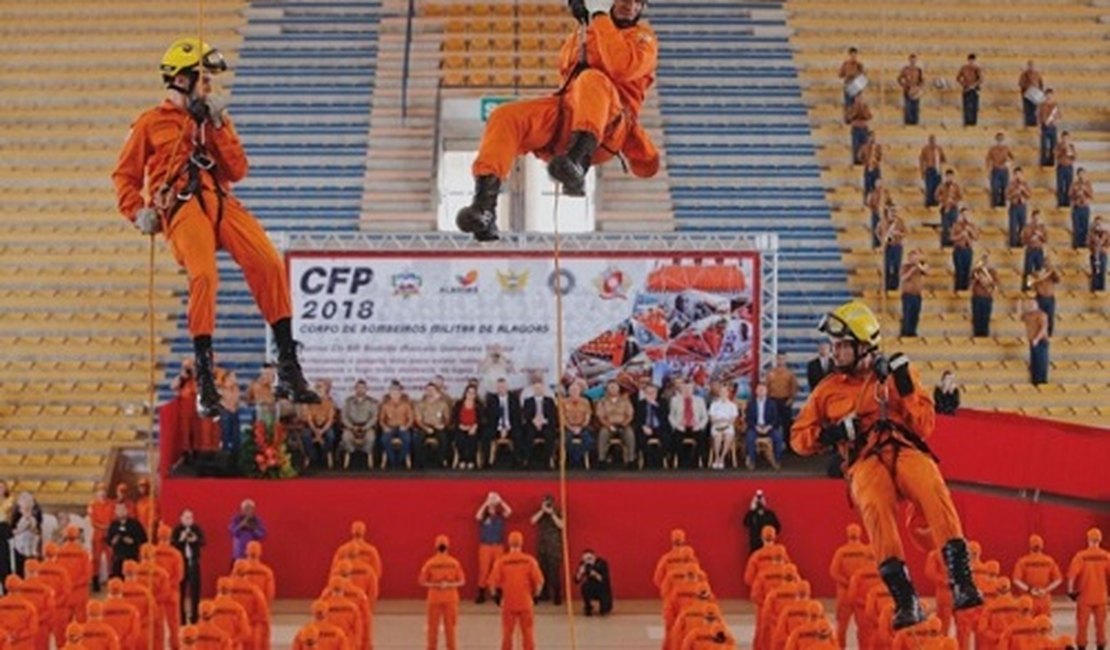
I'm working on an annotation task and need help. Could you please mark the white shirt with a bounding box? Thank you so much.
[756,398,767,426]
[709,399,739,434]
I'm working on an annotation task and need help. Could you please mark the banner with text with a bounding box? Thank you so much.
[289,252,760,399]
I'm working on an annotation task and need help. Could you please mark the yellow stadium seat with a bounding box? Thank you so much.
[541,3,564,16]
[491,18,514,35]
[518,18,544,33]
[445,18,468,33]
[421,4,447,17]
[491,71,515,86]
[519,3,542,16]
[471,3,491,17]
[519,35,542,51]
[48,455,75,466]
[490,4,512,17]
[443,54,466,69]
[518,71,544,87]
[490,35,515,52]
[445,4,469,17]
[442,70,467,86]
[491,54,514,69]
[40,481,69,493]
[468,72,494,86]
[442,37,467,53]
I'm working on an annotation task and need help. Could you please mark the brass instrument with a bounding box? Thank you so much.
[1029,267,1055,287]
[973,261,996,292]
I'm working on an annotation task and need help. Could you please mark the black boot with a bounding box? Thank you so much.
[455,175,501,242]
[878,557,926,630]
[475,587,487,604]
[272,318,320,404]
[193,336,221,419]
[547,130,598,197]
[942,538,984,611]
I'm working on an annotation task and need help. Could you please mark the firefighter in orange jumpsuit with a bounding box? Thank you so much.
[82,602,122,650]
[761,566,807,650]
[1012,534,1062,618]
[924,547,954,634]
[29,555,71,648]
[333,546,379,609]
[319,580,363,650]
[772,588,818,650]
[239,542,276,605]
[655,529,696,590]
[454,0,659,241]
[659,547,700,598]
[681,620,738,650]
[120,561,159,650]
[322,563,371,650]
[785,602,838,650]
[0,584,40,650]
[308,599,353,650]
[891,617,947,650]
[60,623,87,650]
[134,545,173,649]
[191,601,233,650]
[292,625,322,650]
[977,577,1022,650]
[211,581,252,650]
[752,561,796,650]
[418,534,465,650]
[829,523,875,648]
[88,483,115,592]
[4,574,52,650]
[670,594,720,650]
[488,531,544,650]
[134,479,158,542]
[866,585,896,650]
[332,521,383,580]
[955,546,995,650]
[998,606,1049,650]
[746,526,792,589]
[101,579,142,650]
[227,562,271,650]
[154,525,185,645]
[666,580,712,650]
[111,38,318,418]
[56,525,91,623]
[792,300,982,630]
[1067,528,1109,650]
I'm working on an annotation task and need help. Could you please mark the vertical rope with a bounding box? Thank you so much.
[550,185,579,650]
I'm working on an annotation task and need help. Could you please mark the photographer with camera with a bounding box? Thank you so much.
[742,490,780,554]
[575,549,612,617]
[530,495,565,606]
[791,300,982,631]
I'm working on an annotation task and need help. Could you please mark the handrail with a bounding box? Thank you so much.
[401,0,417,122]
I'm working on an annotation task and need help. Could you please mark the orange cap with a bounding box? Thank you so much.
[671,528,686,544]
[4,575,19,590]
[246,540,262,557]
[435,534,450,549]
[86,601,104,617]
[782,563,799,580]
[64,524,80,540]
[216,577,231,592]
[123,559,139,574]
[198,601,215,618]
[233,559,248,574]
[969,541,981,555]
[351,521,366,537]
[985,560,1000,576]
[1088,528,1102,543]
[508,531,523,547]
[1033,615,1053,633]
[312,600,328,617]
[108,578,124,594]
[24,559,40,573]
[1029,534,1044,551]
[806,601,825,617]
[335,560,353,575]
[996,577,1012,593]
[299,624,320,644]
[846,523,861,540]
[180,626,200,644]
[1017,596,1033,613]
[66,623,83,641]
[761,525,776,542]
[141,544,156,560]
[158,524,173,541]
[44,541,59,556]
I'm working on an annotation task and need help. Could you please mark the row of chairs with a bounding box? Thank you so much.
[0,403,138,418]
[423,2,566,18]
[445,16,572,34]
[442,70,560,88]
[1,428,138,443]
[444,53,558,70]
[444,34,566,53]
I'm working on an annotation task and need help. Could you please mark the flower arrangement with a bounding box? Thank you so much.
[239,404,298,479]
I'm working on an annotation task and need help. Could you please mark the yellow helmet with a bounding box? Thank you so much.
[818,300,881,350]
[160,38,227,82]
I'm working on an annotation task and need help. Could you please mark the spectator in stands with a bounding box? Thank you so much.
[519,379,556,470]
[898,53,924,126]
[595,381,636,469]
[452,384,484,470]
[530,495,564,606]
[302,380,336,470]
[919,135,947,208]
[478,345,516,398]
[935,169,964,247]
[971,253,1000,338]
[483,378,520,469]
[1030,258,1061,337]
[878,206,906,292]
[1021,210,1048,290]
[1069,168,1093,249]
[986,132,1014,208]
[1038,89,1061,166]
[218,370,242,454]
[708,383,739,470]
[0,483,11,588]
[861,131,883,200]
[846,92,873,165]
[415,382,453,470]
[1055,131,1077,207]
[838,47,865,108]
[172,509,205,624]
[228,499,265,562]
[245,364,276,418]
[900,249,927,337]
[956,53,982,126]
[106,502,144,578]
[1007,166,1032,248]
[934,371,961,415]
[865,178,892,249]
[744,382,782,471]
[1022,299,1050,385]
[379,380,415,470]
[668,379,708,469]
[576,549,613,616]
[475,492,511,604]
[806,342,834,391]
[1090,216,1108,292]
[951,208,980,292]
[766,353,799,440]
[11,493,42,577]
[340,380,377,471]
[634,383,670,469]
[1019,60,1044,127]
[743,490,781,553]
[562,380,595,469]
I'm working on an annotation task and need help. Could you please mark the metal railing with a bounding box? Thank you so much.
[401,0,417,121]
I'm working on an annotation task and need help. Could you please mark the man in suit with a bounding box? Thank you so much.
[667,379,708,469]
[744,382,783,470]
[519,379,557,469]
[483,378,520,468]
[634,383,670,469]
[807,342,834,391]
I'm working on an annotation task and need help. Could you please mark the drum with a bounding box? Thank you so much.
[846,74,869,98]
[1024,87,1046,105]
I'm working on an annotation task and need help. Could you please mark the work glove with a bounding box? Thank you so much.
[133,207,161,235]
[872,353,891,382]
[818,415,859,447]
[567,0,589,24]
[186,95,229,128]
[889,352,915,397]
[585,0,612,18]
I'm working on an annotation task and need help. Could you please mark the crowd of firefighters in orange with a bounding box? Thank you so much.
[0,512,1105,650]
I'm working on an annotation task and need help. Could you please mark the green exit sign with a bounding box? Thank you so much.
[480,96,516,121]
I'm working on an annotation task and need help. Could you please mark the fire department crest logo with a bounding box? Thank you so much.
[594,267,631,300]
[496,270,529,294]
[391,272,422,298]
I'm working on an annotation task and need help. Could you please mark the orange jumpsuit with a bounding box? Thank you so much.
[488,548,544,650]
[848,565,882,650]
[134,489,158,543]
[773,599,820,650]
[760,575,807,650]
[88,493,115,588]
[5,576,54,650]
[664,581,712,650]
[112,99,291,338]
[134,552,173,650]
[291,625,322,650]
[120,573,159,650]
[155,528,186,648]
[210,593,252,650]
[192,621,233,650]
[80,605,122,650]
[745,538,792,588]
[977,588,1022,650]
[998,614,1047,650]
[658,548,699,596]
[669,600,720,650]
[310,602,354,650]
[331,525,383,580]
[318,577,370,650]
[752,564,794,650]
[319,592,362,650]
[418,550,465,650]
[785,618,840,650]
[956,557,997,650]
[239,544,276,605]
[792,370,964,564]
[101,595,141,650]
[654,531,695,590]
[681,621,738,650]
[1067,540,1109,648]
[227,574,270,650]
[863,584,894,650]
[0,593,40,650]
[891,617,943,650]
[924,549,954,634]
[472,14,660,182]
[31,559,72,649]
[334,552,379,609]
[829,525,875,649]
[56,538,92,624]
[1012,542,1062,618]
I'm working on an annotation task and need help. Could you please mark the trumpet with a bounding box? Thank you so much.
[915,261,929,274]
[1029,267,1055,287]
[973,262,996,291]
